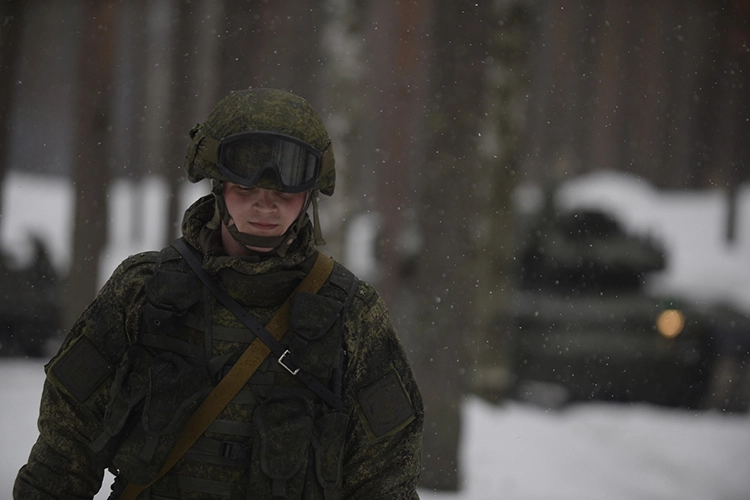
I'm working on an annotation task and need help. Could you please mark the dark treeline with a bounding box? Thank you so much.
[0,0,748,492]
[525,0,750,191]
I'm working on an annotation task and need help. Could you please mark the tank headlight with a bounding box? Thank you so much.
[656,309,685,339]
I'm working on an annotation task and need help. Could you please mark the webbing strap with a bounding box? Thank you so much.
[119,239,336,500]
[173,238,343,411]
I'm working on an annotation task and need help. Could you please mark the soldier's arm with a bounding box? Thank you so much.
[340,285,424,499]
[13,255,153,499]
[15,377,111,498]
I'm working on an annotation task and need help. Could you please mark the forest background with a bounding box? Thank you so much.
[1,0,748,491]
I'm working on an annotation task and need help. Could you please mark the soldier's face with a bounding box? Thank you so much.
[221,182,307,256]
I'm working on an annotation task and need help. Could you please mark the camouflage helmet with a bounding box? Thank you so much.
[186,88,335,196]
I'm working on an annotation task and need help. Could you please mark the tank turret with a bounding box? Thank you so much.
[474,194,713,409]
[520,207,665,292]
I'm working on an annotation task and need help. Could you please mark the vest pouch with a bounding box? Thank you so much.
[289,292,344,379]
[91,346,154,457]
[110,351,212,486]
[142,264,203,334]
[141,302,184,334]
[145,267,203,311]
[312,412,349,500]
[252,395,315,499]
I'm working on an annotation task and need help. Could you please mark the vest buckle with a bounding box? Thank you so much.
[278,350,300,375]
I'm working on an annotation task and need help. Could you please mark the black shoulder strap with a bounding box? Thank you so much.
[171,237,344,412]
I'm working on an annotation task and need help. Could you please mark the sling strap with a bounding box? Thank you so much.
[172,238,344,412]
[120,239,337,500]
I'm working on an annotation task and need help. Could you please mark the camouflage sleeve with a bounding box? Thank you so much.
[13,253,156,499]
[340,282,424,499]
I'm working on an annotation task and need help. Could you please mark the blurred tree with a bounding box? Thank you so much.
[716,0,750,243]
[409,0,496,491]
[216,1,326,103]
[163,0,193,243]
[350,1,532,490]
[316,0,372,259]
[522,0,750,191]
[0,0,25,229]
[471,0,534,407]
[363,0,430,306]
[164,0,223,242]
[136,0,174,244]
[64,0,118,329]
[113,0,149,245]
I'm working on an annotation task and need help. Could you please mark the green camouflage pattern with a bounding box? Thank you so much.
[187,88,336,196]
[14,195,423,499]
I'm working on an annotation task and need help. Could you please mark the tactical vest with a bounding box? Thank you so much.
[93,245,358,500]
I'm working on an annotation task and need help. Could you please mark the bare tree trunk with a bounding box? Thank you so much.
[161,0,223,242]
[134,0,175,245]
[164,0,194,241]
[114,0,148,248]
[713,2,749,243]
[217,1,326,100]
[363,0,431,305]
[64,0,117,329]
[471,0,533,404]
[588,0,628,173]
[164,0,196,242]
[412,1,494,491]
[361,0,434,483]
[0,0,25,227]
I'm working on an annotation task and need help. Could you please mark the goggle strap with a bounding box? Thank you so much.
[312,194,326,246]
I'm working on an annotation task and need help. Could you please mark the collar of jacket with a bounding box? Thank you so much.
[179,194,318,280]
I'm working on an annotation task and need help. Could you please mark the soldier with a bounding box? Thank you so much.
[14,88,424,499]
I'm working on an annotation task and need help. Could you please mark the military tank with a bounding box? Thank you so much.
[483,202,712,408]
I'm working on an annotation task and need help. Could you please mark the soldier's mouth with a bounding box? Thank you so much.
[249,221,278,231]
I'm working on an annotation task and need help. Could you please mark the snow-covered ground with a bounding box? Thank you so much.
[2,170,750,498]
[3,360,749,499]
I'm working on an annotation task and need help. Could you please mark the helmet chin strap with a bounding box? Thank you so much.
[211,181,316,257]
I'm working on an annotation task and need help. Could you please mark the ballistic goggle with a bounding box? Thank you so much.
[214,131,322,192]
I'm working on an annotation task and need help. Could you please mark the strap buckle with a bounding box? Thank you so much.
[220,441,250,462]
[278,350,300,375]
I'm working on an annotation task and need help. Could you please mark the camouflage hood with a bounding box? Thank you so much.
[180,193,318,279]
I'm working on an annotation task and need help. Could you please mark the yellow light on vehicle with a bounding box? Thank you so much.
[656,309,685,339]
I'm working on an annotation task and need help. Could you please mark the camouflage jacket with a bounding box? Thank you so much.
[14,195,423,499]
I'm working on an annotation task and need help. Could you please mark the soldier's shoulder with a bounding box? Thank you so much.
[327,259,378,306]
[92,251,161,302]
[351,280,379,308]
[113,250,161,278]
